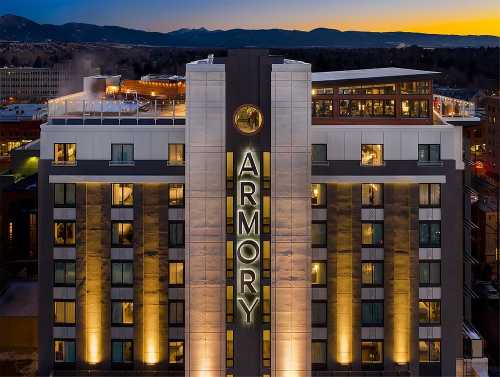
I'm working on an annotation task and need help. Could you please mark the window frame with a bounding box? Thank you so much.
[311,261,327,286]
[361,301,384,326]
[111,300,134,326]
[111,221,134,247]
[54,221,76,246]
[54,261,76,286]
[419,339,441,363]
[311,340,327,369]
[168,262,185,286]
[361,221,384,247]
[361,262,384,287]
[168,143,185,166]
[169,300,185,326]
[169,340,185,366]
[419,221,441,248]
[419,261,441,287]
[111,261,133,287]
[361,340,384,365]
[111,340,134,365]
[110,143,134,165]
[418,144,441,163]
[419,300,441,325]
[312,99,334,118]
[311,183,327,208]
[54,339,76,363]
[54,183,76,208]
[53,143,76,165]
[111,183,134,208]
[361,183,384,208]
[53,300,76,326]
[311,300,327,327]
[361,144,384,167]
[311,221,327,248]
[169,221,185,248]
[168,183,185,208]
[312,144,328,164]
[419,183,441,208]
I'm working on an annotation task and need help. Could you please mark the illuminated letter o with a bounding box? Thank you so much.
[237,240,260,264]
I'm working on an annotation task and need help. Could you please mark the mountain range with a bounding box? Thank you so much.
[0,14,498,48]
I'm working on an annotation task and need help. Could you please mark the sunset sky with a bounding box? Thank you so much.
[2,0,500,36]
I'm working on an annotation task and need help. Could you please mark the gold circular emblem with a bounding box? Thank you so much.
[233,104,263,135]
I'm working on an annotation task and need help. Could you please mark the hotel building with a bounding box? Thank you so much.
[39,50,470,376]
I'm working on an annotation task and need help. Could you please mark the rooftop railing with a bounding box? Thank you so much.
[47,97,186,125]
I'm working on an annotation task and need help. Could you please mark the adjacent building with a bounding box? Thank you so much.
[38,50,471,376]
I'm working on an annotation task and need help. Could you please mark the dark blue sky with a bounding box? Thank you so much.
[1,0,499,35]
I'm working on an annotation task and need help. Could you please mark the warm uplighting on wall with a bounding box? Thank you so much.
[337,250,352,365]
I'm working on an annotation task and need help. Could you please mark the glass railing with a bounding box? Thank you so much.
[47,98,185,125]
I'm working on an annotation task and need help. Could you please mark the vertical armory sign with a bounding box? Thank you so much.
[236,150,260,324]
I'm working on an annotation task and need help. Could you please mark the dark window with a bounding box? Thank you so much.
[362,302,384,325]
[312,222,327,247]
[312,301,327,326]
[54,183,75,207]
[169,301,184,325]
[54,261,75,285]
[419,300,441,324]
[419,340,441,362]
[112,222,133,246]
[312,144,327,163]
[112,301,134,325]
[361,262,384,286]
[362,222,384,247]
[111,144,134,163]
[112,340,133,363]
[362,183,383,207]
[112,262,133,286]
[418,145,441,162]
[419,184,441,207]
[54,340,76,363]
[419,262,441,286]
[169,221,185,247]
[419,222,441,247]
[54,221,75,246]
[312,99,333,117]
[312,341,327,368]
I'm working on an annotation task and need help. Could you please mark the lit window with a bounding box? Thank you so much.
[419,262,441,286]
[226,196,233,233]
[362,223,383,247]
[112,222,133,246]
[111,144,134,163]
[263,285,271,323]
[312,262,326,285]
[112,340,133,363]
[361,262,383,286]
[112,301,134,325]
[361,341,383,364]
[262,241,271,279]
[54,183,75,207]
[54,300,75,324]
[419,301,441,324]
[419,340,441,362]
[168,144,185,166]
[263,329,271,367]
[419,221,441,247]
[226,285,234,323]
[169,301,184,325]
[226,330,233,368]
[312,222,327,247]
[112,262,133,286]
[227,151,234,189]
[362,302,384,325]
[312,301,327,326]
[263,151,271,189]
[169,262,184,285]
[312,99,333,118]
[54,221,75,246]
[418,144,441,163]
[361,144,383,166]
[312,341,327,366]
[401,100,429,118]
[263,195,270,233]
[311,184,326,207]
[54,262,75,285]
[401,81,431,95]
[112,183,133,207]
[53,143,76,165]
[312,144,327,163]
[169,341,184,364]
[361,183,383,207]
[54,340,75,363]
[169,184,184,207]
[419,184,440,207]
[226,241,234,278]
[169,221,184,247]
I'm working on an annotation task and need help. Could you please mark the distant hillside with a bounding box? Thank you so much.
[0,14,498,48]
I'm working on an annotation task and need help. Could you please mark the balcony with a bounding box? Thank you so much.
[47,93,186,126]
